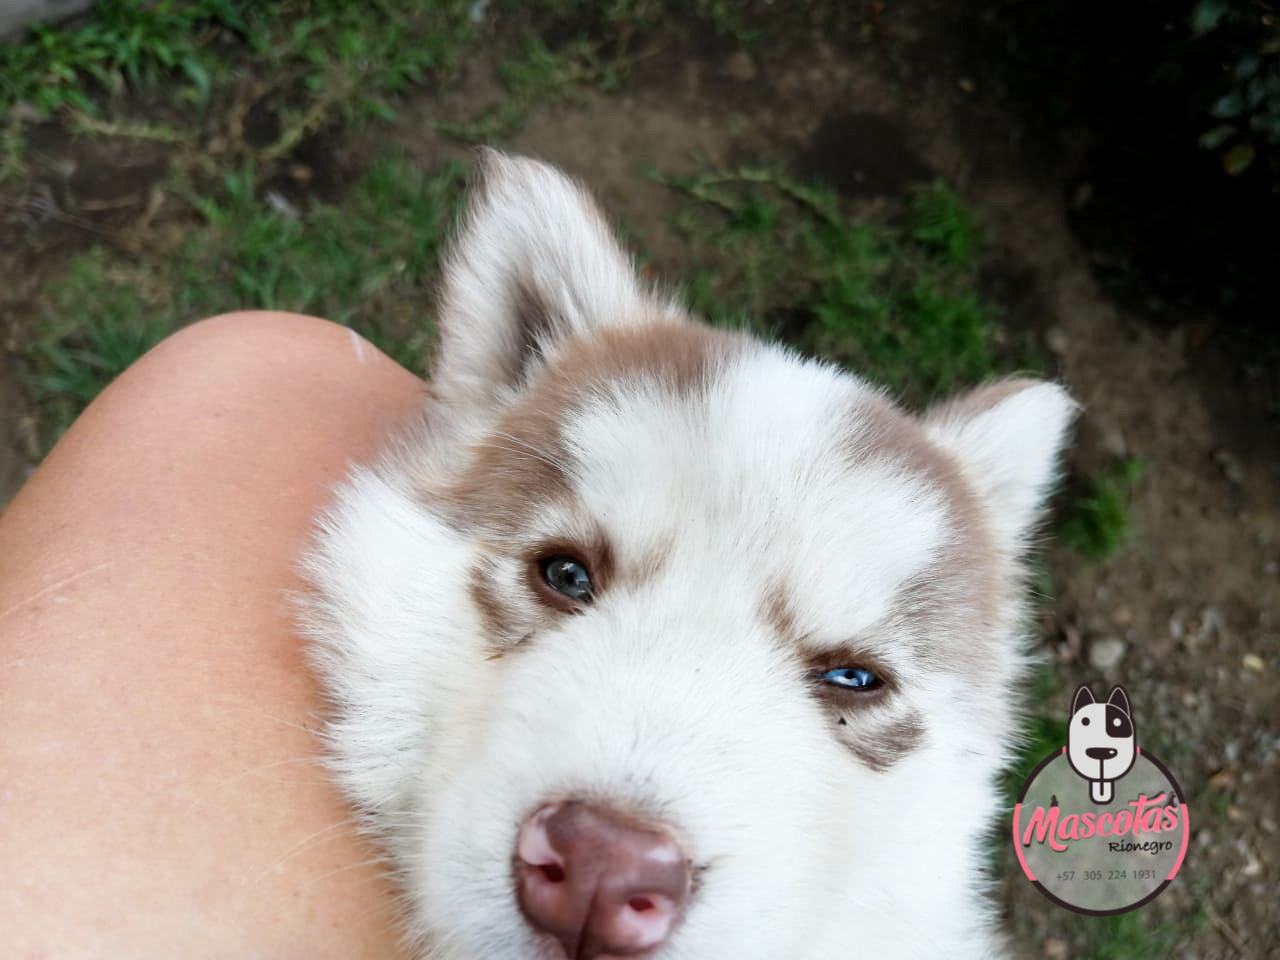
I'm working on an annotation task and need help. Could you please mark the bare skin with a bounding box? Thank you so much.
[0,313,421,958]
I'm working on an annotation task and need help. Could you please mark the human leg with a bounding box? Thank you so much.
[0,312,423,958]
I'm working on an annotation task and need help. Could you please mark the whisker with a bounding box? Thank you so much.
[242,817,360,889]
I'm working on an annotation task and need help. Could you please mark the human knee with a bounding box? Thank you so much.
[103,311,414,411]
[151,310,378,378]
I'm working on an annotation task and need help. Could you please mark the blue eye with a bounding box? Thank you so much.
[541,556,594,603]
[822,667,881,691]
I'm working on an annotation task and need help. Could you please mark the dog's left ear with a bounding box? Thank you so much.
[431,150,684,422]
[1071,684,1096,717]
[925,379,1077,552]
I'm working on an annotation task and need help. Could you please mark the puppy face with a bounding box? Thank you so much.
[303,153,1077,960]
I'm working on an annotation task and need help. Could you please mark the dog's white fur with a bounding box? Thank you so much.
[301,153,1076,959]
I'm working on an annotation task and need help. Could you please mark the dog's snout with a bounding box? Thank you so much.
[515,801,692,958]
[1085,747,1118,760]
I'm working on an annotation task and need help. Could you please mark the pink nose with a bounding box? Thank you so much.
[515,801,692,959]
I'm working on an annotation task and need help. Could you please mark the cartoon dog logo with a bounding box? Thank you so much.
[1066,685,1136,804]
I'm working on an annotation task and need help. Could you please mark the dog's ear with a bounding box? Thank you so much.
[1070,684,1096,716]
[1107,685,1131,716]
[924,378,1077,552]
[431,150,683,419]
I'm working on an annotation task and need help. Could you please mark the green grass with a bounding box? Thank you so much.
[23,153,465,443]
[909,179,983,266]
[184,154,465,366]
[0,0,234,116]
[662,167,1001,405]
[22,156,1006,444]
[442,0,764,144]
[1078,912,1180,960]
[1,0,760,177]
[438,35,617,143]
[1058,458,1145,560]
[1,0,475,178]
[23,254,173,439]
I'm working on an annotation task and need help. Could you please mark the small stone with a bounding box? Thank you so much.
[721,50,757,82]
[1196,607,1225,647]
[1242,853,1262,877]
[1044,326,1069,356]
[1181,690,1199,708]
[958,76,976,93]
[1058,623,1083,662]
[1196,829,1212,848]
[1088,637,1127,671]
[1043,939,1068,960]
[1213,448,1245,486]
[1098,425,1128,459]
[1243,653,1265,673]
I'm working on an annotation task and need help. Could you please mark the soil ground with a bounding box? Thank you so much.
[1,3,1276,956]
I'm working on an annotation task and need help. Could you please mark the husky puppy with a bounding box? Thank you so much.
[1066,684,1137,804]
[302,152,1076,960]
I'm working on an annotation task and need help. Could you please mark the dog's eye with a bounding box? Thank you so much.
[541,556,594,604]
[821,667,881,692]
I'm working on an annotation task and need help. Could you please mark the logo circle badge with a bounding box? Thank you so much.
[1011,685,1189,915]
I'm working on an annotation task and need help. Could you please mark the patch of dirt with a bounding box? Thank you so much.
[0,350,36,502]
[0,2,1275,954]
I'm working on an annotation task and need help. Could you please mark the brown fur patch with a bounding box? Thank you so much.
[762,584,801,645]
[618,533,676,589]
[848,712,927,772]
[506,275,559,385]
[842,393,1003,673]
[925,377,1041,425]
[469,557,516,643]
[437,322,744,540]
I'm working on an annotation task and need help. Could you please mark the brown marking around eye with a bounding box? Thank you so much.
[806,646,896,702]
[469,557,517,646]
[846,711,927,772]
[525,534,616,613]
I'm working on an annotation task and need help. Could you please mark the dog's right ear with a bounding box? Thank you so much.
[430,151,684,422]
[1071,684,1096,716]
[1107,685,1132,716]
